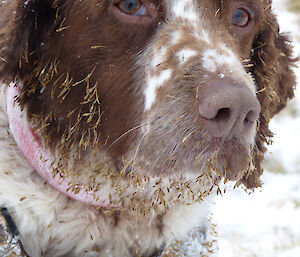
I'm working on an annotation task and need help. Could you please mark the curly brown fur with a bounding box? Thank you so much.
[242,2,298,188]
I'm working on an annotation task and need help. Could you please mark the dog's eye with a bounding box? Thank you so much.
[117,0,146,16]
[231,8,251,27]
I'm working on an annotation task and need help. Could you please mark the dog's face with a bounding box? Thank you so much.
[0,0,297,207]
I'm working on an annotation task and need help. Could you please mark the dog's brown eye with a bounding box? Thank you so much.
[118,0,146,16]
[232,8,251,27]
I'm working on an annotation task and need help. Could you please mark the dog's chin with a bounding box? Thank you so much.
[126,136,252,183]
[217,140,251,181]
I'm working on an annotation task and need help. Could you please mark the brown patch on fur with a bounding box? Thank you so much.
[0,0,158,162]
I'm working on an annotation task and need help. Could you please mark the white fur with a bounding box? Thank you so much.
[202,48,238,73]
[170,30,183,45]
[193,29,211,43]
[176,49,197,65]
[163,197,213,240]
[171,0,198,23]
[151,47,167,68]
[202,47,256,93]
[144,69,172,111]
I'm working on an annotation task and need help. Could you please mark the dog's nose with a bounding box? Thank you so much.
[198,79,261,138]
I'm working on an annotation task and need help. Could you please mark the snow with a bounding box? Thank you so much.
[213,0,300,256]
[215,173,300,257]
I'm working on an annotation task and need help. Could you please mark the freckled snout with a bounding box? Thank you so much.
[198,79,261,139]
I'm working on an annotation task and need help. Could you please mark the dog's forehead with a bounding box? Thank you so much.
[166,0,200,21]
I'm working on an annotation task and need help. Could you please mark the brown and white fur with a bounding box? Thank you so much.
[0,0,297,256]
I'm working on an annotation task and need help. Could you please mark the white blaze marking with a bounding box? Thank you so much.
[193,29,211,44]
[177,49,197,65]
[202,47,256,92]
[171,0,198,22]
[202,48,239,73]
[144,69,172,111]
[171,31,182,45]
[151,47,167,68]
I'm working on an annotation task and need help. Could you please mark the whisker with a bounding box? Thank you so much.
[130,133,146,170]
[107,123,149,150]
[133,133,146,160]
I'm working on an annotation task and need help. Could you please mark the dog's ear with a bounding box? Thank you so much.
[242,4,298,188]
[0,0,20,79]
[0,0,58,81]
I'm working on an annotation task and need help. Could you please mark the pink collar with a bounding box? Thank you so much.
[6,84,112,207]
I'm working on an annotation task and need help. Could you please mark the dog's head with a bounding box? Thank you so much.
[0,0,297,208]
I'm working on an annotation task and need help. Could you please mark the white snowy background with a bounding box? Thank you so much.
[213,0,300,256]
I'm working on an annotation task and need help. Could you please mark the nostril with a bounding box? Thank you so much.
[214,108,231,122]
[242,109,259,135]
[245,109,258,123]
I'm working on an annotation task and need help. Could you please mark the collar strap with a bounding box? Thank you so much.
[6,84,112,207]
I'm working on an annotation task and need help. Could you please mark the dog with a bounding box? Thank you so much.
[0,0,297,256]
